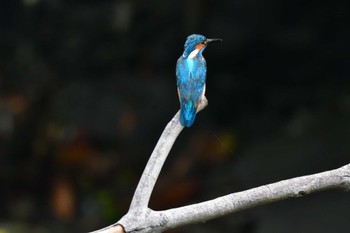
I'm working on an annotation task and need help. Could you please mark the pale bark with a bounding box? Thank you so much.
[89,98,350,233]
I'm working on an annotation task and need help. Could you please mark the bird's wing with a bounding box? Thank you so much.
[176,57,206,107]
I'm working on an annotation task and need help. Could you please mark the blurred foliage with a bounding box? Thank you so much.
[0,0,350,232]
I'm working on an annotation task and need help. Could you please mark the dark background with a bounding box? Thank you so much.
[0,0,350,232]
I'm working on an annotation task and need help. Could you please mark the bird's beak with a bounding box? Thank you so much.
[206,38,223,44]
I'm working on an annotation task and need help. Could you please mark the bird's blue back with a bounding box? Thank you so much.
[176,34,221,127]
[176,51,207,127]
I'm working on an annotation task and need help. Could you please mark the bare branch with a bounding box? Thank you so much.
[90,224,124,233]
[161,163,350,230]
[128,111,184,210]
[129,96,208,211]
[89,97,350,233]
[92,163,350,233]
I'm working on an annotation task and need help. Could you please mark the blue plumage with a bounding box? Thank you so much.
[176,34,221,127]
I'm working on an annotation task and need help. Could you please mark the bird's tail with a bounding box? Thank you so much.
[180,101,196,127]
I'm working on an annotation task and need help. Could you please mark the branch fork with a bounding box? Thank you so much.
[90,97,350,233]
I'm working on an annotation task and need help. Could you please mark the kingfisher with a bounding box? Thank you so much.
[176,34,222,127]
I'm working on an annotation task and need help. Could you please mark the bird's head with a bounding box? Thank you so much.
[183,34,222,58]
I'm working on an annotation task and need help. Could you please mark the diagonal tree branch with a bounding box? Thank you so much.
[160,163,350,230]
[92,163,350,233]
[89,97,350,233]
[128,110,184,211]
[129,97,208,212]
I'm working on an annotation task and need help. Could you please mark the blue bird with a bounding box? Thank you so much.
[176,34,222,127]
